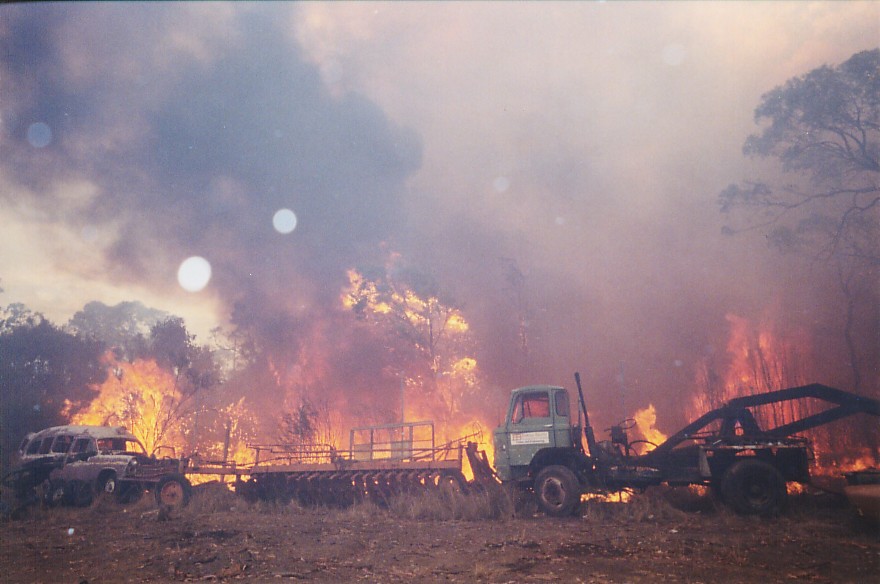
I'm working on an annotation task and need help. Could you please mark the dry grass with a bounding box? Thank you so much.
[579,487,691,524]
[389,485,499,521]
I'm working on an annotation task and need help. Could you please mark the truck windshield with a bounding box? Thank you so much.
[512,391,551,423]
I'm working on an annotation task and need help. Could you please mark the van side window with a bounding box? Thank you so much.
[26,438,42,455]
[51,435,73,454]
[38,437,54,454]
[72,437,97,456]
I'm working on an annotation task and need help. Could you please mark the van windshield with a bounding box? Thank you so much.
[96,437,146,455]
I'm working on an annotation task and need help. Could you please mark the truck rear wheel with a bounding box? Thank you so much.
[721,459,786,516]
[534,465,580,517]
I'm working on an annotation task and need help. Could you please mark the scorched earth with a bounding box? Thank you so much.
[0,483,876,583]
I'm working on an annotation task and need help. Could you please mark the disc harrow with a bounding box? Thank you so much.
[190,420,474,507]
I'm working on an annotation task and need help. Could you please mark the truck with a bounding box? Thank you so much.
[479,374,880,516]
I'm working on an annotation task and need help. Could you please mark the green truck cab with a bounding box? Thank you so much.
[492,385,592,516]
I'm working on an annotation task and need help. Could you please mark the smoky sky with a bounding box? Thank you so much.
[3,4,419,334]
[1,3,877,431]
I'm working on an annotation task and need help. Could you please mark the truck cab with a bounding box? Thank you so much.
[493,385,577,482]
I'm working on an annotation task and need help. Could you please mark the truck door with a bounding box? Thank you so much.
[506,390,555,467]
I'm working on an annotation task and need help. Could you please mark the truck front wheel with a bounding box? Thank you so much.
[721,459,786,516]
[534,465,580,517]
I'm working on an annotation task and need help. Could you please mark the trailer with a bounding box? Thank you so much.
[185,420,472,506]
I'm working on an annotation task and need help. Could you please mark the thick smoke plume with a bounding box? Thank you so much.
[1,4,876,438]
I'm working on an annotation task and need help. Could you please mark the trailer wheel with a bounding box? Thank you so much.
[535,465,580,517]
[721,459,786,516]
[154,474,192,508]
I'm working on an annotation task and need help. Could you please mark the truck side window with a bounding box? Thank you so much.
[555,391,570,418]
[513,392,551,423]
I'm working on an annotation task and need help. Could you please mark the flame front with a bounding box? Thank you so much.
[72,354,187,455]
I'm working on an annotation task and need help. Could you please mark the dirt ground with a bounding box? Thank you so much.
[0,484,877,583]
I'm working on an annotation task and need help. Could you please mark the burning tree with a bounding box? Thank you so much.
[342,262,480,421]
[279,396,339,456]
[720,49,880,395]
[69,316,223,456]
[693,313,876,466]
[71,355,189,455]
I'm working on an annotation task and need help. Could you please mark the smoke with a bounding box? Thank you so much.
[1,3,876,434]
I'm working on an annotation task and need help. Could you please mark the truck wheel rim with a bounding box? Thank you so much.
[541,478,566,507]
[744,476,772,506]
[160,481,183,505]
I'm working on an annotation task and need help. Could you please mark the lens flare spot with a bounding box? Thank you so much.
[177,256,212,292]
[67,528,75,536]
[273,208,298,234]
[493,176,510,193]
[27,122,53,148]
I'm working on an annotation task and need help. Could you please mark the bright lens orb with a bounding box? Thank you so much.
[27,122,53,148]
[177,256,212,292]
[273,208,298,234]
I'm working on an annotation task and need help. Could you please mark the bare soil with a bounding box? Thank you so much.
[1,484,877,583]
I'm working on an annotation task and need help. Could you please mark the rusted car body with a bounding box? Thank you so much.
[4,425,191,508]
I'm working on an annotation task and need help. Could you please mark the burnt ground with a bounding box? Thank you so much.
[0,484,877,583]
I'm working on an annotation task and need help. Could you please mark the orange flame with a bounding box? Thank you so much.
[632,404,667,454]
[71,354,187,455]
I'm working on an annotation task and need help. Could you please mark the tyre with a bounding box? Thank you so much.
[721,459,787,516]
[534,465,581,517]
[154,473,192,508]
[98,472,117,497]
[43,480,67,508]
[71,481,94,507]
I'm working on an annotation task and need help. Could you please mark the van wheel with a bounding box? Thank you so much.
[721,459,787,516]
[44,481,67,508]
[535,465,580,517]
[71,481,94,507]
[98,472,117,496]
[154,474,192,508]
